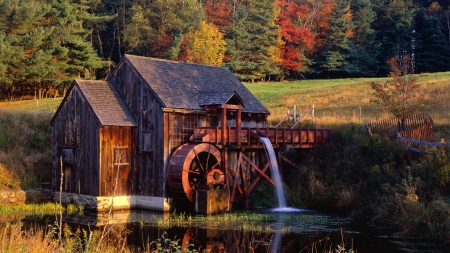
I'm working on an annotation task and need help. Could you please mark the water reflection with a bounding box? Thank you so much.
[18,209,448,253]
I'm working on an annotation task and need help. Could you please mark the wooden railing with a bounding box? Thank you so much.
[190,126,332,149]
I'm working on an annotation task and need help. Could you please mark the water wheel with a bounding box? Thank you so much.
[167,143,222,202]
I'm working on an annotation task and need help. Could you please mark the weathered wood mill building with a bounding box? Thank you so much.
[51,54,330,213]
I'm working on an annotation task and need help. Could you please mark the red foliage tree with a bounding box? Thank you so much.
[149,31,174,58]
[277,0,314,72]
[204,1,232,31]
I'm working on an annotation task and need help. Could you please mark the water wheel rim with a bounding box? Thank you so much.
[168,143,222,202]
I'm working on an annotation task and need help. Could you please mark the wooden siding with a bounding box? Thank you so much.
[52,86,100,196]
[99,126,135,196]
[112,61,165,197]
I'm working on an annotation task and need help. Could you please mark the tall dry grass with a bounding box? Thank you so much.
[0,110,52,189]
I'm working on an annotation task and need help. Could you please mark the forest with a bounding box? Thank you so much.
[1,0,450,98]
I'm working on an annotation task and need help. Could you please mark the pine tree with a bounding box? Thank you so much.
[372,0,416,75]
[49,0,106,83]
[314,0,355,77]
[348,0,380,77]
[224,0,282,81]
[415,6,450,73]
[0,0,58,94]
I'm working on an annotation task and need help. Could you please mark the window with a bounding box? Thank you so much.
[169,115,198,151]
[114,145,130,165]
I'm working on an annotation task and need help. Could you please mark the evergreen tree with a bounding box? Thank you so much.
[348,0,380,77]
[49,0,106,83]
[0,0,59,94]
[415,11,450,73]
[224,0,282,81]
[314,0,355,77]
[372,0,417,75]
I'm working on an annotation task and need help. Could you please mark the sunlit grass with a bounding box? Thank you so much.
[0,203,83,217]
[0,97,62,113]
[244,72,450,128]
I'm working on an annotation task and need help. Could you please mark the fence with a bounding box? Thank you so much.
[365,113,434,142]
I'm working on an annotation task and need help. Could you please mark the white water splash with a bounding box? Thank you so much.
[259,136,286,208]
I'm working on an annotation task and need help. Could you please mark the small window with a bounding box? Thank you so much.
[143,131,153,152]
[61,148,75,164]
[114,145,130,165]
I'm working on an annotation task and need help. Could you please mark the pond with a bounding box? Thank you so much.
[18,208,447,253]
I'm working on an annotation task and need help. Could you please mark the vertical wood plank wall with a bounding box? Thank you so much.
[112,61,165,197]
[52,86,100,196]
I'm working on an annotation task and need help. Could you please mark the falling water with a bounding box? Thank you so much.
[259,136,287,208]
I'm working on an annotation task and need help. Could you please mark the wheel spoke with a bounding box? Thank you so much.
[186,183,196,194]
[210,161,220,170]
[193,149,206,172]
[183,169,201,175]
[205,145,211,171]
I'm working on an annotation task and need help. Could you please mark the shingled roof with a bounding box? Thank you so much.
[117,54,269,114]
[74,79,137,126]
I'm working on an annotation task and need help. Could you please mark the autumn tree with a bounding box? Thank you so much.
[276,0,314,78]
[185,21,227,66]
[370,56,423,120]
[204,0,232,31]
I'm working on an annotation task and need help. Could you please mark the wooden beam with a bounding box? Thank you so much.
[237,109,241,145]
[221,108,226,145]
[241,153,275,186]
[204,104,244,110]
[247,162,270,194]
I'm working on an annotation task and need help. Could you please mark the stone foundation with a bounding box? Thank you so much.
[0,189,174,213]
[54,192,174,212]
[0,189,52,205]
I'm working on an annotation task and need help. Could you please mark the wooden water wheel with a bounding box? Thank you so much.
[167,143,223,202]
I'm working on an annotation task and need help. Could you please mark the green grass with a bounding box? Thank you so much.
[244,72,450,127]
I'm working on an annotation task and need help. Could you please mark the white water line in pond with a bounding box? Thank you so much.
[259,136,287,208]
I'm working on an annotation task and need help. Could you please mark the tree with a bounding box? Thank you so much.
[372,0,416,75]
[224,0,282,81]
[370,56,423,120]
[348,0,380,77]
[415,4,450,73]
[314,0,355,77]
[186,21,227,66]
[204,0,232,31]
[276,0,314,78]
[49,0,106,83]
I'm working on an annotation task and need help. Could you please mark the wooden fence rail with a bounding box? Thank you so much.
[396,132,449,155]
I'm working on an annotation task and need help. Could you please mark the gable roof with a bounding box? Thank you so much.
[198,90,244,107]
[51,79,137,127]
[115,54,269,114]
[77,80,137,126]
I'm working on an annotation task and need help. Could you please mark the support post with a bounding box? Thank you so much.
[237,109,241,145]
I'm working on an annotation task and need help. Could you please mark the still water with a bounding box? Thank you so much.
[20,208,447,253]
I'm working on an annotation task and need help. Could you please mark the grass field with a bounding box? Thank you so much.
[244,72,450,128]
[1,71,450,135]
